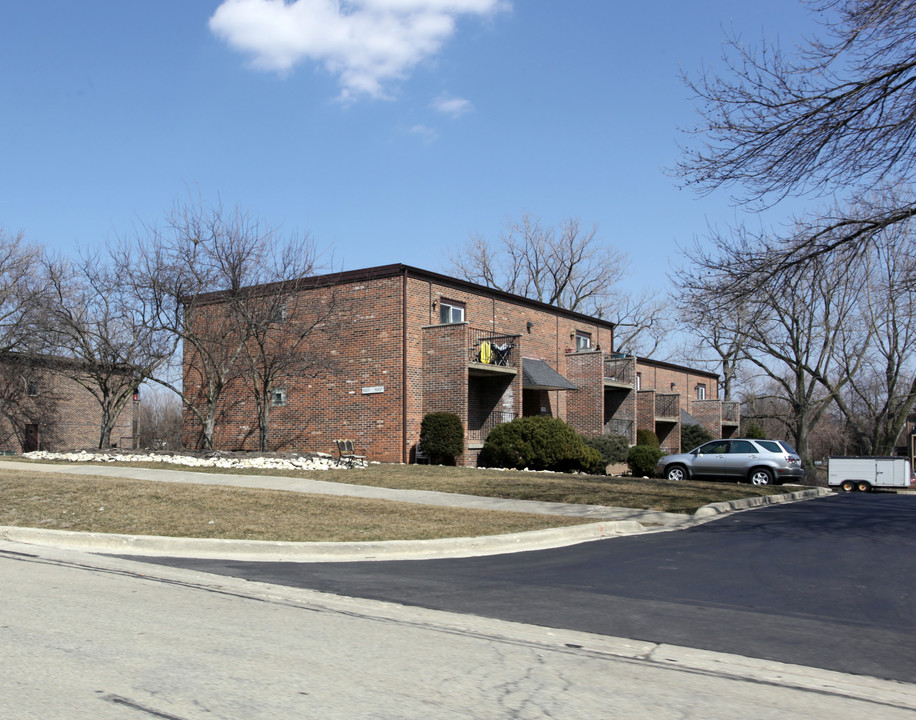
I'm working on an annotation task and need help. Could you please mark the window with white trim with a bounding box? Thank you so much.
[696,384,706,400]
[439,300,465,324]
[575,331,592,351]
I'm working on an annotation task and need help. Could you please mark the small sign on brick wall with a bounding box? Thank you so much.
[362,385,385,395]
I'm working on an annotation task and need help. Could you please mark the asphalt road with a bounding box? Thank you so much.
[8,542,915,719]
[127,493,916,683]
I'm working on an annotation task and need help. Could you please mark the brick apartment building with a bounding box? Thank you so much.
[633,357,740,453]
[183,264,738,464]
[0,354,137,453]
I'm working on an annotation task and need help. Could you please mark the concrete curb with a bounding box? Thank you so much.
[692,487,830,517]
[0,488,829,562]
[0,519,648,562]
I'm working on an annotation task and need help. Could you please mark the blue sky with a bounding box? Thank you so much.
[1,1,818,294]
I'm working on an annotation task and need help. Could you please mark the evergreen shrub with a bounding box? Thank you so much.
[681,423,713,452]
[418,412,465,465]
[627,444,664,477]
[582,434,630,474]
[479,416,594,472]
[636,429,660,447]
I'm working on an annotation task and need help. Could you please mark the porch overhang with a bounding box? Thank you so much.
[522,359,577,391]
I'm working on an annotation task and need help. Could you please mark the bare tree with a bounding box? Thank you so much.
[816,225,916,453]
[235,279,339,452]
[676,309,745,402]
[136,386,183,450]
[677,0,916,273]
[0,230,48,354]
[40,250,172,448]
[447,214,667,355]
[606,288,673,359]
[119,195,334,451]
[681,239,859,473]
[118,198,261,450]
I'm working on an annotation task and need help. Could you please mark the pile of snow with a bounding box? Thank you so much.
[21,450,364,471]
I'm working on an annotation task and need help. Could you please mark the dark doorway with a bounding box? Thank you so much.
[23,424,38,452]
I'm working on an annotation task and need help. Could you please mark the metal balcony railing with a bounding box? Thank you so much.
[467,409,516,443]
[468,329,520,368]
[604,417,634,438]
[656,393,679,419]
[604,356,635,385]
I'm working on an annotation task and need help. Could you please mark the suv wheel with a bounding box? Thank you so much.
[666,465,687,482]
[750,468,774,486]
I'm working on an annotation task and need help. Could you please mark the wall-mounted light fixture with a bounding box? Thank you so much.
[526,321,534,333]
[431,300,438,310]
[670,382,676,391]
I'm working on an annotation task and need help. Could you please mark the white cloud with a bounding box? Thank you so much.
[409,124,438,143]
[432,92,472,117]
[209,0,507,101]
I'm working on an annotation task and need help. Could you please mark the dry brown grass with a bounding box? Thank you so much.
[312,463,790,513]
[0,460,796,542]
[33,459,791,512]
[0,469,585,542]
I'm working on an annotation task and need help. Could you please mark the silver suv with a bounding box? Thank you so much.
[655,438,804,486]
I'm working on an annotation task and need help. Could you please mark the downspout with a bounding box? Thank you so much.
[402,267,409,464]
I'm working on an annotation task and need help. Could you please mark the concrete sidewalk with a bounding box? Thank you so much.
[0,460,829,561]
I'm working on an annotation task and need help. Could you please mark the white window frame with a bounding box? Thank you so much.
[575,331,592,351]
[696,384,706,400]
[439,300,465,324]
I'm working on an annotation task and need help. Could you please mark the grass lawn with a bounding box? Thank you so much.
[0,460,800,542]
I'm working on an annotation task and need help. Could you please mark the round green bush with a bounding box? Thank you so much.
[582,434,630,474]
[419,412,465,464]
[580,445,606,475]
[627,444,664,477]
[636,429,660,447]
[479,416,593,472]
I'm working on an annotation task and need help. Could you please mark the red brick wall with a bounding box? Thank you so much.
[689,399,724,439]
[182,268,632,463]
[565,351,604,436]
[0,364,135,453]
[637,359,719,399]
[422,322,470,462]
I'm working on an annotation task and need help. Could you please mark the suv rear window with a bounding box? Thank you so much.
[778,441,798,454]
[756,440,782,452]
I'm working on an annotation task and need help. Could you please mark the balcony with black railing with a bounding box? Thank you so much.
[604,355,636,386]
[655,393,679,420]
[467,409,516,443]
[467,329,520,370]
[604,417,634,438]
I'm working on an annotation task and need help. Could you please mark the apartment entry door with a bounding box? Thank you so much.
[23,424,38,452]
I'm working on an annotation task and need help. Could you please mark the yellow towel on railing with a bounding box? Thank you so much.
[479,341,493,364]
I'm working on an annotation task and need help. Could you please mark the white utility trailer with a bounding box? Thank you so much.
[828,456,915,493]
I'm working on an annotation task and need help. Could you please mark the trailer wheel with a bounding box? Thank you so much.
[840,480,856,493]
[857,481,872,493]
